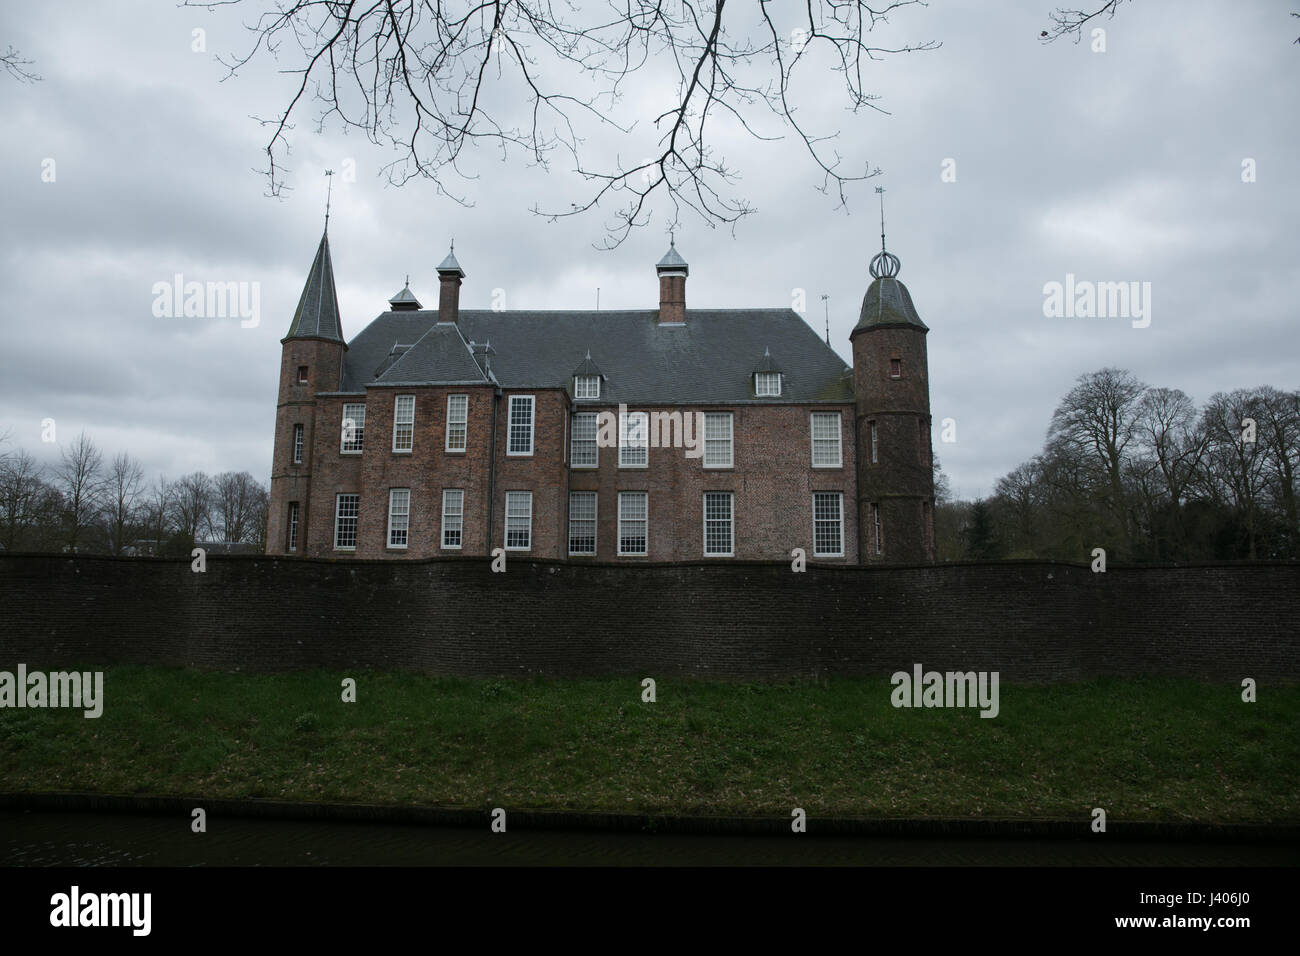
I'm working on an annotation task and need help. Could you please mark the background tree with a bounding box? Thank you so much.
[171,472,215,544]
[102,452,146,555]
[0,449,45,551]
[212,471,263,543]
[961,499,1002,561]
[53,431,105,552]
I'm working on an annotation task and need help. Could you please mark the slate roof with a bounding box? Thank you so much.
[331,308,854,403]
[285,232,345,342]
[656,243,689,274]
[852,276,928,336]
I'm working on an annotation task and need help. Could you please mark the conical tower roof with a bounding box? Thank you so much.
[285,232,345,342]
[851,251,928,336]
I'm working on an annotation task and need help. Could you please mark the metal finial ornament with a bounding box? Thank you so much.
[821,293,830,345]
[869,185,901,279]
[324,169,334,229]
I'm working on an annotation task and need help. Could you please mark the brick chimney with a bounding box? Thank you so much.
[655,240,688,325]
[436,244,465,324]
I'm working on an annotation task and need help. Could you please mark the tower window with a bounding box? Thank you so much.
[292,424,304,464]
[869,420,878,464]
[286,502,299,552]
[297,366,309,383]
[871,502,883,555]
[889,358,902,379]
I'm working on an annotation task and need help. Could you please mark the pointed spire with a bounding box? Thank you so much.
[437,242,465,278]
[285,231,345,342]
[656,239,689,275]
[388,277,422,311]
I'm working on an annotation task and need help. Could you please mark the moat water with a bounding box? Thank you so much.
[1,811,1295,866]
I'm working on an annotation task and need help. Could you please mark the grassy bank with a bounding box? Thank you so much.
[2,667,1296,823]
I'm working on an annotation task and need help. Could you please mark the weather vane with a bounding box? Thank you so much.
[324,169,335,229]
[875,185,887,254]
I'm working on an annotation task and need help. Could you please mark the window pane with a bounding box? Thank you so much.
[342,404,366,452]
[568,491,596,555]
[618,492,647,555]
[704,491,733,555]
[704,413,732,467]
[388,489,410,547]
[506,491,532,549]
[442,489,464,548]
[571,412,598,467]
[509,396,534,454]
[812,412,842,466]
[335,494,359,549]
[813,492,842,556]
[393,395,415,451]
[620,411,647,467]
[447,394,468,451]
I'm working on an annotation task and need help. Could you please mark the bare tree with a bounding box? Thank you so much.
[1254,386,1300,550]
[103,452,146,555]
[1200,389,1270,560]
[53,431,105,551]
[191,0,937,245]
[1,45,40,83]
[171,472,216,542]
[212,471,263,543]
[1131,387,1207,554]
[1039,1,1127,43]
[0,448,45,550]
[140,476,174,553]
[1046,367,1148,554]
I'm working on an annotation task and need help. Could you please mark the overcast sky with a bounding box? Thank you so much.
[1,0,1296,500]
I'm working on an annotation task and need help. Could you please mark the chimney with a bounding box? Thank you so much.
[436,244,465,324]
[655,240,688,325]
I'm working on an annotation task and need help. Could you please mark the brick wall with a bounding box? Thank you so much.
[1,554,1296,682]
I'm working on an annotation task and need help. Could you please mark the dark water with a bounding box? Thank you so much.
[1,811,1295,866]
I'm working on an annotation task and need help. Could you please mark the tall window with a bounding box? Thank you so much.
[571,412,598,468]
[393,395,415,452]
[703,491,734,556]
[286,502,299,552]
[446,394,468,451]
[387,489,410,548]
[811,412,842,467]
[872,502,883,555]
[297,365,308,383]
[341,403,365,453]
[508,395,534,455]
[334,494,359,550]
[869,420,878,464]
[813,493,843,557]
[618,492,648,555]
[619,410,648,468]
[889,358,902,379]
[505,491,533,550]
[569,491,597,555]
[442,489,464,549]
[703,413,733,468]
[574,375,600,399]
[292,424,304,464]
[755,372,781,396]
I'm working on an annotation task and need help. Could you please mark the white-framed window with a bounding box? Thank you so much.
[508,395,534,455]
[446,394,468,451]
[872,502,883,555]
[341,403,365,453]
[393,394,415,452]
[617,491,648,555]
[755,371,781,397]
[619,410,648,468]
[568,491,597,555]
[292,424,304,464]
[505,491,532,550]
[813,492,844,557]
[870,419,878,465]
[286,501,299,552]
[442,489,464,549]
[703,412,733,468]
[703,491,734,557]
[811,412,842,467]
[334,493,359,550]
[574,375,600,399]
[387,488,410,548]
[571,412,598,468]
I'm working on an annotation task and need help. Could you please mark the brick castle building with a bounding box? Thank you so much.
[266,231,935,563]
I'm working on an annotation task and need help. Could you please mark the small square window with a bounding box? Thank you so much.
[297,366,309,384]
[755,371,781,397]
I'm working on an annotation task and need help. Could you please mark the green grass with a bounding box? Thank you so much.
[2,667,1296,823]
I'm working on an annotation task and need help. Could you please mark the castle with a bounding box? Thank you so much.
[265,231,936,563]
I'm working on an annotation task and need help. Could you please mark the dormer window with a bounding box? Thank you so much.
[755,371,782,397]
[575,375,601,399]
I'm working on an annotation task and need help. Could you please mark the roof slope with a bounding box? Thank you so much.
[336,309,854,403]
[285,232,345,342]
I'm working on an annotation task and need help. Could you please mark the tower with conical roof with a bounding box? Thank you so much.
[267,230,347,555]
[850,197,936,563]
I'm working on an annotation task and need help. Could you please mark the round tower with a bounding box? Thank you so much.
[850,237,936,564]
